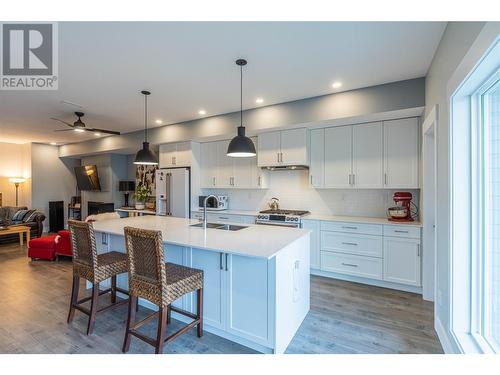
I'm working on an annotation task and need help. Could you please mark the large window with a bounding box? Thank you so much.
[450,35,499,354]
[483,79,500,350]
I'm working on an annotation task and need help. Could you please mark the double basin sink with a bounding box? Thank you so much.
[190,222,248,231]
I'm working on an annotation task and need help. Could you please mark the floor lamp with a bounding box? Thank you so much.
[9,178,26,206]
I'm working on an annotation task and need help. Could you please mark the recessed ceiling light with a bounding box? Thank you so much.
[155,119,162,124]
[256,98,264,104]
[74,128,85,133]
[332,81,342,89]
[50,142,57,145]
[198,109,206,115]
[94,132,101,136]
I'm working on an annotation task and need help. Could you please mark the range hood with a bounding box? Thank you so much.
[262,165,309,171]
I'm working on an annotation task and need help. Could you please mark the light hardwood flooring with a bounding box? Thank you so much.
[0,241,443,354]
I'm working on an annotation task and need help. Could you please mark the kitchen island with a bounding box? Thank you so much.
[92,215,311,354]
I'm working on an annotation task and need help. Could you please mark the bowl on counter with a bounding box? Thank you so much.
[387,206,408,219]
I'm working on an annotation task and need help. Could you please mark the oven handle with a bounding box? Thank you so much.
[254,221,301,228]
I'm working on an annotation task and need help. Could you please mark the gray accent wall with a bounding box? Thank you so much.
[30,143,81,232]
[59,78,425,158]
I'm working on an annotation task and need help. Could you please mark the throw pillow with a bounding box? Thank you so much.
[22,210,39,223]
[12,209,28,221]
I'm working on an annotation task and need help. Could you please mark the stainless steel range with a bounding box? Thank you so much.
[255,209,310,228]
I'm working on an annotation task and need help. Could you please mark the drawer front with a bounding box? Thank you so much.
[192,212,203,220]
[321,231,382,258]
[383,225,421,239]
[320,221,383,236]
[321,251,383,280]
[207,213,243,223]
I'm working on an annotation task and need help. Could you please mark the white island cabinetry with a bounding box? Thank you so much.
[93,215,310,354]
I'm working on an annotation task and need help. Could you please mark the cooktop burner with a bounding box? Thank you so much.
[259,209,310,216]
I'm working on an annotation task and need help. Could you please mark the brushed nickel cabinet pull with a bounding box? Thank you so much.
[341,262,358,268]
[225,253,229,271]
[394,230,409,233]
[213,177,216,186]
[258,176,262,186]
[342,226,358,230]
[220,253,223,270]
[342,242,358,246]
[417,244,420,257]
[277,152,280,163]
[384,173,388,185]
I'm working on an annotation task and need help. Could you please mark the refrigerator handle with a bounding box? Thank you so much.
[166,173,171,216]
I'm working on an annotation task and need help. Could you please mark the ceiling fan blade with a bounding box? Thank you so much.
[50,118,74,127]
[89,128,121,135]
[54,129,76,132]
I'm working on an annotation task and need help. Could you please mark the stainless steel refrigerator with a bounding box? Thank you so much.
[155,168,190,218]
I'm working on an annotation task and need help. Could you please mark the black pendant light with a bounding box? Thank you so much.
[227,59,256,157]
[134,90,158,165]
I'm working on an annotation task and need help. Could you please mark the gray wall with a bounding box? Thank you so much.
[59,78,425,157]
[80,154,128,217]
[424,21,487,352]
[30,143,81,231]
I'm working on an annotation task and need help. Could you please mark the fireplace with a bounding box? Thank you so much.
[88,201,115,216]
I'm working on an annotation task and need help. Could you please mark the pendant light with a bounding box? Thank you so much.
[227,59,256,157]
[134,90,158,165]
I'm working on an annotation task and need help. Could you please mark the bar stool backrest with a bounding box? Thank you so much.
[124,227,167,307]
[68,220,98,269]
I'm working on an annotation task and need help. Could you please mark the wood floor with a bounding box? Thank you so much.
[0,241,443,354]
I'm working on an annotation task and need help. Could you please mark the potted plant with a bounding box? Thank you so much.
[132,183,150,210]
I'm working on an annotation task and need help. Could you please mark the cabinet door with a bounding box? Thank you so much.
[384,118,419,188]
[159,143,176,168]
[257,131,281,167]
[309,129,324,187]
[200,142,217,188]
[216,140,233,187]
[165,244,187,310]
[383,237,421,286]
[233,139,256,188]
[226,254,270,345]
[190,249,225,330]
[302,220,320,269]
[280,128,308,166]
[352,122,383,188]
[324,126,352,188]
[175,141,191,167]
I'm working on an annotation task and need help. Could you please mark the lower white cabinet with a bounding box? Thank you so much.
[383,237,421,286]
[321,251,383,280]
[226,254,270,345]
[302,220,320,270]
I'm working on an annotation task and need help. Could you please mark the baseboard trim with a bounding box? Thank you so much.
[434,315,456,354]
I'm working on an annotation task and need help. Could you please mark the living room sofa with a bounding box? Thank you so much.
[0,206,46,245]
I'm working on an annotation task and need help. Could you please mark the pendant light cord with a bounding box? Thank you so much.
[144,93,148,143]
[240,63,243,127]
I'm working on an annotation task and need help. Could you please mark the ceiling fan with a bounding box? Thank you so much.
[50,112,121,135]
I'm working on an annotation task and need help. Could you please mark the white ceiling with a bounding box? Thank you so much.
[0,22,446,144]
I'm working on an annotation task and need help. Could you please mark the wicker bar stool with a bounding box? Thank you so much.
[122,227,204,354]
[67,220,130,335]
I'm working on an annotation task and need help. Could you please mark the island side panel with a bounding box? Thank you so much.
[274,233,310,354]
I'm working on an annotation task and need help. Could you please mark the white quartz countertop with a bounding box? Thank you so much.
[191,209,259,216]
[92,216,310,259]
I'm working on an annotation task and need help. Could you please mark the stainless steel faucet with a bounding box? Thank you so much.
[202,194,217,229]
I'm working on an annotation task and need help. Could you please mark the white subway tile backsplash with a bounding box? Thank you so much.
[202,170,419,218]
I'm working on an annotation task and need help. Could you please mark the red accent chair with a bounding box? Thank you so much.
[28,235,57,261]
[55,230,72,259]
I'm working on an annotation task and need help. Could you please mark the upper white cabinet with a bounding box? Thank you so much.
[309,117,419,189]
[324,126,352,188]
[200,138,268,189]
[257,128,308,167]
[383,118,419,188]
[159,141,192,168]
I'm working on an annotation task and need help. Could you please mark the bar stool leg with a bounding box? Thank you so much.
[197,288,203,338]
[155,306,168,354]
[122,295,138,353]
[111,275,117,303]
[67,275,80,323]
[87,282,99,335]
[167,305,171,324]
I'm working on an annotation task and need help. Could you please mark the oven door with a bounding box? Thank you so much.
[254,220,301,228]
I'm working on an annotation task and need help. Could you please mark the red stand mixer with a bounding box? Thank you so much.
[387,192,418,222]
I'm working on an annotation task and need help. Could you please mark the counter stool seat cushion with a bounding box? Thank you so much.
[73,251,128,283]
[164,262,204,305]
[28,235,57,260]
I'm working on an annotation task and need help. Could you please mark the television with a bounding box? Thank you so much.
[74,165,101,191]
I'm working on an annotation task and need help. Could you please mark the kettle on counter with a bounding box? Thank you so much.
[268,197,280,211]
